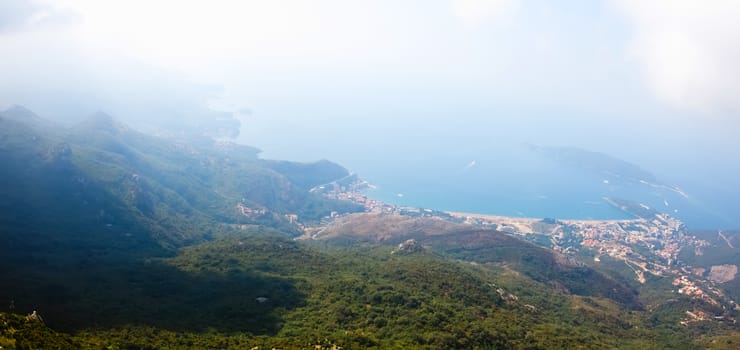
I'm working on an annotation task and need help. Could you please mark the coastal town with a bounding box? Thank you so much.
[313,177,738,324]
[451,210,738,316]
[235,176,738,327]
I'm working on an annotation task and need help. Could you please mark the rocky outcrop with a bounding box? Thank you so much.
[393,239,424,254]
[708,264,737,283]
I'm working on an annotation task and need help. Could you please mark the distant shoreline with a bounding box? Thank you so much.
[445,211,638,224]
[365,190,634,225]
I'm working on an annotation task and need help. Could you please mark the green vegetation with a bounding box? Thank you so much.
[1,312,79,349]
[0,231,716,349]
[677,230,740,301]
[679,230,739,267]
[3,227,734,348]
[422,230,642,309]
[0,108,737,349]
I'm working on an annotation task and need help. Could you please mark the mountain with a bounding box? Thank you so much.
[0,107,737,349]
[0,106,362,330]
[527,144,659,185]
[678,229,740,301]
[526,144,740,229]
[1,106,361,239]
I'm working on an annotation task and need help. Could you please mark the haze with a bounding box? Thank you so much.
[2,0,739,227]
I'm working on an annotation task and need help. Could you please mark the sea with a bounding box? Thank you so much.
[356,149,737,229]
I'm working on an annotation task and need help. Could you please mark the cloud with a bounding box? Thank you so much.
[0,31,241,139]
[0,0,40,32]
[0,0,78,33]
[614,0,740,115]
[0,1,244,138]
[451,0,518,25]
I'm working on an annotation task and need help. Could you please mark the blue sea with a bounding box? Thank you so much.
[357,149,737,229]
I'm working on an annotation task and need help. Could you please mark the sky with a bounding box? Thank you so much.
[1,0,740,223]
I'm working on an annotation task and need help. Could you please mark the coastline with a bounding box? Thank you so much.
[445,210,639,225]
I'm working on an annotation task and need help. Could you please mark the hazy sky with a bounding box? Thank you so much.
[1,0,739,186]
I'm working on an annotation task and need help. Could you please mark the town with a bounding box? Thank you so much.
[235,176,738,327]
[310,177,739,325]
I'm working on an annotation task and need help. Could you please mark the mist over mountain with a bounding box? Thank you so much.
[0,106,361,251]
[3,1,739,231]
[2,107,738,349]
[527,145,659,184]
[2,1,740,348]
